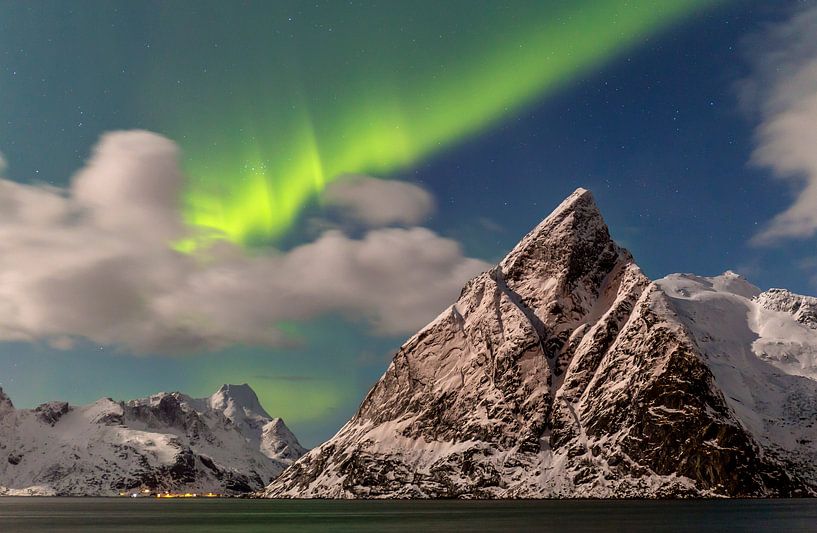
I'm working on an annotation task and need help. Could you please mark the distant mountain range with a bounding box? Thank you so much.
[264,188,817,498]
[0,383,305,496]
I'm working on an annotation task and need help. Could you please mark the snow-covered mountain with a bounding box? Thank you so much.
[0,383,305,496]
[264,188,817,498]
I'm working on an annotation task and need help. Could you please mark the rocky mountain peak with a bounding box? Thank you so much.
[209,383,270,420]
[205,384,307,464]
[501,188,612,269]
[264,187,817,499]
[497,187,625,316]
[265,188,658,498]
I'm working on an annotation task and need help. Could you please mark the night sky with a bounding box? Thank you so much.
[1,0,816,446]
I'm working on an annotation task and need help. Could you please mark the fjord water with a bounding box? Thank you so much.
[1,499,816,532]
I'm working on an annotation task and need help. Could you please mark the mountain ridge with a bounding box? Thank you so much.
[0,383,306,496]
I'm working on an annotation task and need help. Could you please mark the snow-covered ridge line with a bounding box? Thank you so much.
[0,383,306,496]
[756,288,817,330]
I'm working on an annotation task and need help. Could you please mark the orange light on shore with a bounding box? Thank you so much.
[153,491,220,498]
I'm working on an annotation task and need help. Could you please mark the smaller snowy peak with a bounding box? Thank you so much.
[84,397,124,425]
[657,270,817,383]
[756,289,817,330]
[657,272,761,300]
[261,418,307,462]
[714,270,762,299]
[205,384,307,463]
[209,383,271,420]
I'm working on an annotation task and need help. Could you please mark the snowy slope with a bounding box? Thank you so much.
[0,384,306,496]
[657,273,817,487]
[264,188,817,498]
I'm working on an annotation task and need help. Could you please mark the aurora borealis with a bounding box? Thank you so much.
[4,0,817,448]
[145,0,712,246]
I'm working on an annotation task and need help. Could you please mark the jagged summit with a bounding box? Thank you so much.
[501,188,608,271]
[265,188,817,499]
[508,187,601,244]
[207,383,307,464]
[209,383,271,420]
[498,186,625,316]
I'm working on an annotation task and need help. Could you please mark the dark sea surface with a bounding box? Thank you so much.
[1,498,816,532]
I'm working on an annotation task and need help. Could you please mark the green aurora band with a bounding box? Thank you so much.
[147,1,716,246]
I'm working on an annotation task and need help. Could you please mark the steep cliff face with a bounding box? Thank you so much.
[264,188,817,498]
[0,384,306,496]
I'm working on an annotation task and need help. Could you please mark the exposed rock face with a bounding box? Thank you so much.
[757,288,817,330]
[34,402,71,426]
[0,384,306,496]
[264,188,817,498]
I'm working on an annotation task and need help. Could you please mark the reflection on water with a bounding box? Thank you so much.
[0,498,816,532]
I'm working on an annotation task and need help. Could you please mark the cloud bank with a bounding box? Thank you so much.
[0,131,489,353]
[745,6,817,244]
[323,175,435,227]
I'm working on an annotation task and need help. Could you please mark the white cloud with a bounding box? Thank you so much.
[0,131,489,353]
[157,227,487,343]
[323,174,434,227]
[0,152,6,175]
[745,6,817,245]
